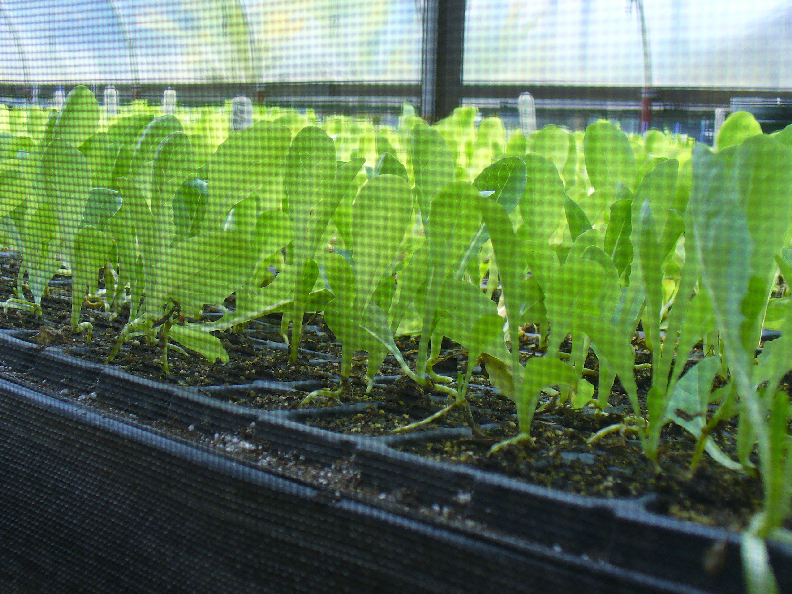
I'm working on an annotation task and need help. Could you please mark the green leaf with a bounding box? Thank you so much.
[350,175,413,309]
[284,129,345,357]
[152,132,195,212]
[584,121,636,191]
[164,231,250,316]
[564,194,592,242]
[250,209,291,275]
[755,304,792,402]
[632,158,679,238]
[130,115,184,180]
[435,280,501,352]
[571,379,595,409]
[54,85,99,148]
[603,198,633,278]
[206,122,291,231]
[374,152,408,181]
[766,390,791,526]
[79,132,114,188]
[323,251,356,311]
[773,123,792,148]
[375,134,397,158]
[473,156,526,214]
[738,136,792,304]
[21,200,59,305]
[173,178,207,239]
[577,186,613,227]
[665,357,742,470]
[108,114,155,183]
[531,125,571,174]
[169,324,229,364]
[411,123,454,221]
[427,182,482,282]
[388,241,428,332]
[634,198,665,351]
[480,352,517,400]
[505,130,527,157]
[518,356,579,425]
[518,153,567,242]
[40,138,91,265]
[582,309,640,415]
[716,111,763,151]
[0,167,30,219]
[644,129,670,157]
[107,113,155,149]
[286,126,338,245]
[82,188,122,229]
[359,301,412,371]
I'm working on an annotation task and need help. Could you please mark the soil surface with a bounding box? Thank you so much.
[0,253,784,533]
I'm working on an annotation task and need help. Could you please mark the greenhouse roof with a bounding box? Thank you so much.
[0,0,788,89]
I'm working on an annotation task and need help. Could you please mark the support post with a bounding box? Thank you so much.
[421,0,466,122]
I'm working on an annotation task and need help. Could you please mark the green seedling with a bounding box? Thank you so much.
[109,123,250,372]
[305,174,414,403]
[687,133,792,537]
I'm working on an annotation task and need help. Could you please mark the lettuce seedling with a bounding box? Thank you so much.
[197,127,363,361]
[109,123,250,372]
[307,174,414,401]
[687,135,792,537]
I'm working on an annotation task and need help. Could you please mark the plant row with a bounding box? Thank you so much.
[1,87,791,586]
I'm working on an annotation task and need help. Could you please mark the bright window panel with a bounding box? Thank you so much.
[243,0,422,83]
[464,0,792,89]
[3,0,133,83]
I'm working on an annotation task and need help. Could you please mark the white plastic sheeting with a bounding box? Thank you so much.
[464,0,792,89]
[0,1,787,89]
[0,0,423,84]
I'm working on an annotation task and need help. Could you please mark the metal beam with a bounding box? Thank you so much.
[421,0,466,122]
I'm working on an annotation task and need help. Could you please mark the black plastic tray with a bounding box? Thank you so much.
[0,330,789,593]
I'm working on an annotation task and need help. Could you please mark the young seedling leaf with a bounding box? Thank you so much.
[169,324,229,364]
[164,231,250,316]
[531,125,571,174]
[350,174,413,310]
[603,197,633,278]
[374,152,408,181]
[411,123,454,220]
[130,115,184,178]
[54,85,99,148]
[152,132,195,214]
[82,188,122,229]
[716,111,762,152]
[665,356,741,470]
[39,138,91,265]
[632,158,678,237]
[519,153,567,242]
[205,122,291,231]
[584,121,636,191]
[564,194,592,242]
[173,178,208,239]
[473,156,526,214]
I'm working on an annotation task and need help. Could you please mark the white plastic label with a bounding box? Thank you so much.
[231,96,253,131]
[162,88,177,115]
[104,86,118,119]
[518,92,537,137]
[714,108,729,147]
[53,88,65,110]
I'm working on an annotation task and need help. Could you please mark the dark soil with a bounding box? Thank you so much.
[0,253,781,533]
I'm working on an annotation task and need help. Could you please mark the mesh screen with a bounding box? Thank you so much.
[0,2,790,593]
